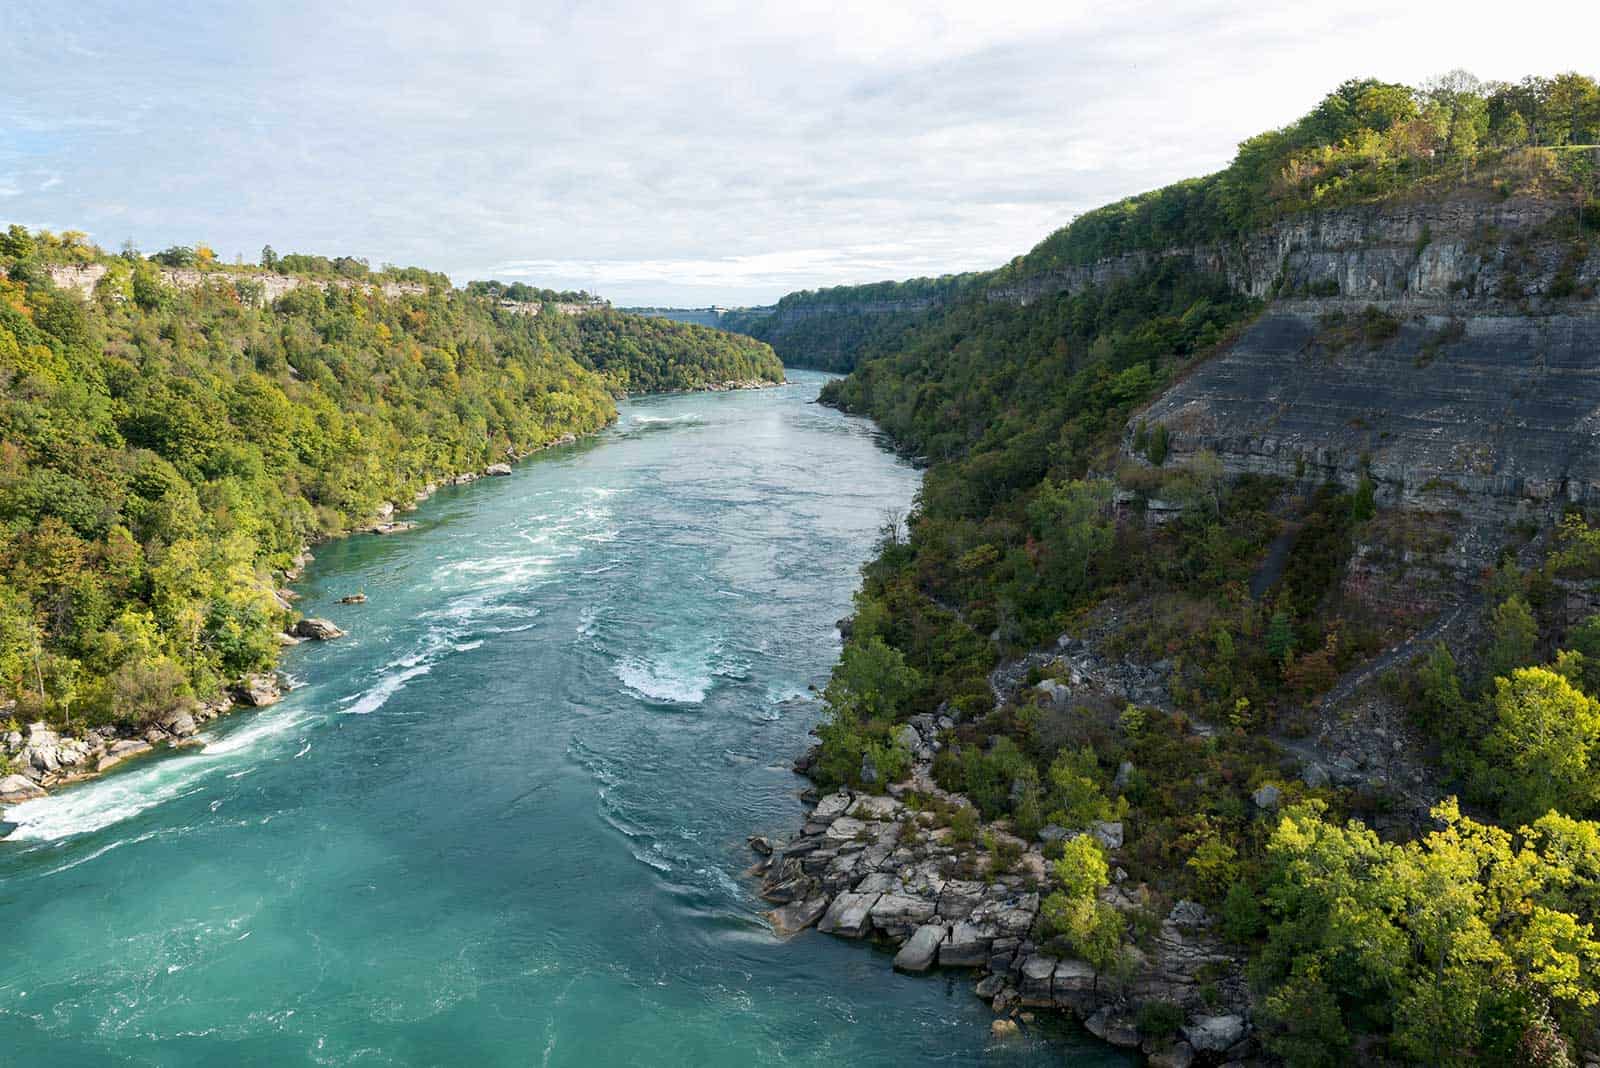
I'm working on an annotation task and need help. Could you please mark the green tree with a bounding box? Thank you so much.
[1487,665,1600,820]
[1486,595,1538,681]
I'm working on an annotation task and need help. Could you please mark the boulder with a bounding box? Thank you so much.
[990,1019,1019,1040]
[1018,954,1058,1005]
[0,774,46,804]
[1035,679,1070,708]
[1052,958,1096,996]
[894,723,920,751]
[1251,783,1282,810]
[1167,899,1213,929]
[485,462,513,476]
[747,834,774,856]
[1038,823,1070,843]
[292,617,345,641]
[1302,762,1331,789]
[974,974,1006,999]
[812,791,853,822]
[893,924,947,973]
[1147,1041,1196,1068]
[940,921,997,967]
[158,708,198,738]
[338,593,368,605]
[1183,1014,1247,1053]
[818,891,879,938]
[768,894,829,936]
[845,794,902,820]
[96,739,153,773]
[26,722,58,747]
[937,880,987,921]
[869,892,937,938]
[1113,760,1135,792]
[1084,1008,1141,1049]
[234,674,281,707]
[1091,820,1124,850]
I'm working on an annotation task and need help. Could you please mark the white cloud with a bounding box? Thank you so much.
[1,0,1597,303]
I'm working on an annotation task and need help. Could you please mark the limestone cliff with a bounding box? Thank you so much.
[1099,192,1600,516]
[45,263,428,304]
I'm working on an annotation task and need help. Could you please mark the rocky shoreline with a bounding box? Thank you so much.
[0,427,609,823]
[756,685,1257,1066]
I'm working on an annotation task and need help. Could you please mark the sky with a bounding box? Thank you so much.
[2,1,1598,306]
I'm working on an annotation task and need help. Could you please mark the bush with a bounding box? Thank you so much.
[1135,999,1185,1037]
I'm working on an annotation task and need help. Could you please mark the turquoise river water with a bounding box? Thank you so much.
[0,371,1128,1067]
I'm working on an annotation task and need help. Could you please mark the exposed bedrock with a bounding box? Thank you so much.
[989,193,1597,307]
[1133,308,1600,514]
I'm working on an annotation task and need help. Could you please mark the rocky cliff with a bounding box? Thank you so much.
[45,263,428,304]
[1100,192,1600,517]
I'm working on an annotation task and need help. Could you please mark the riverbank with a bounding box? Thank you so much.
[757,642,1257,1067]
[2,397,708,821]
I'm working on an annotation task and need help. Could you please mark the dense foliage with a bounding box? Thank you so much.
[1009,70,1600,275]
[575,310,784,393]
[464,280,605,306]
[807,71,1600,1065]
[723,273,983,372]
[0,226,780,733]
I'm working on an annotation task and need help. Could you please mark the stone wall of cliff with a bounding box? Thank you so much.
[1079,192,1600,517]
[44,263,428,304]
[987,194,1585,307]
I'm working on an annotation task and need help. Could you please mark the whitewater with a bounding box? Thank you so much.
[0,371,1126,1066]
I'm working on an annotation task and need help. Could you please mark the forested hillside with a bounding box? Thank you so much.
[810,71,1600,1065]
[0,227,780,736]
[721,274,981,372]
[576,309,783,392]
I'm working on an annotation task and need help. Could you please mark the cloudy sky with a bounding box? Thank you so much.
[2,1,1597,305]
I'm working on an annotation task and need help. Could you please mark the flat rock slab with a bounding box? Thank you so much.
[768,895,830,937]
[0,774,46,804]
[893,924,947,973]
[818,891,879,938]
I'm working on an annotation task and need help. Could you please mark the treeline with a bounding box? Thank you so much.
[0,225,774,734]
[19,228,454,288]
[465,280,606,306]
[1012,70,1600,275]
[809,72,1600,1065]
[574,309,784,393]
[725,273,983,372]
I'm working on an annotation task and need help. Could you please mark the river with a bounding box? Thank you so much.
[0,370,1125,1066]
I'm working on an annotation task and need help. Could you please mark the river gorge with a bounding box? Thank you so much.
[0,371,1126,1066]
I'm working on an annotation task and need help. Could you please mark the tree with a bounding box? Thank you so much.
[1486,595,1538,682]
[1026,479,1114,593]
[1487,666,1600,820]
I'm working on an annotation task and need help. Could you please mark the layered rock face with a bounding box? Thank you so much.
[988,193,1590,307]
[1085,193,1600,514]
[45,264,427,305]
[1143,309,1600,512]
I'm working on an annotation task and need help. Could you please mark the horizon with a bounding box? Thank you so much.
[3,1,1599,306]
